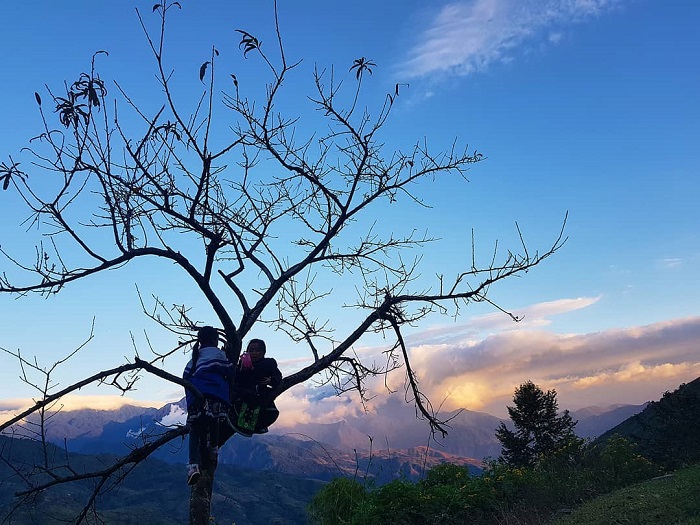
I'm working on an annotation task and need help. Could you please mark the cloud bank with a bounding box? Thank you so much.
[274,302,700,423]
[3,298,697,427]
[400,0,625,79]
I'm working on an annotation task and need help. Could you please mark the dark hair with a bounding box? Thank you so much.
[197,326,219,347]
[247,338,266,354]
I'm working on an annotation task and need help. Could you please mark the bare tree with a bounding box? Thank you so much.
[0,2,566,523]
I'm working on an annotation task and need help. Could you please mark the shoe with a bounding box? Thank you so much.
[187,464,201,486]
[234,425,253,438]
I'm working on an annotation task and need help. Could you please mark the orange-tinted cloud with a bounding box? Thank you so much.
[272,309,700,424]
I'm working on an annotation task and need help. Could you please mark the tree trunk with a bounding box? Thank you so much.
[189,453,217,524]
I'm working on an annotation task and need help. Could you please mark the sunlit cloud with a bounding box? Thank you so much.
[0,395,163,425]
[275,385,365,428]
[4,300,698,429]
[0,399,28,412]
[570,361,695,389]
[274,312,700,424]
[400,0,626,79]
[407,316,700,416]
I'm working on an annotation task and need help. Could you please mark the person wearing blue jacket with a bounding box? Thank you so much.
[183,325,233,486]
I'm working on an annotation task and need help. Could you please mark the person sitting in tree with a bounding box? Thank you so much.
[229,338,282,436]
[183,325,233,486]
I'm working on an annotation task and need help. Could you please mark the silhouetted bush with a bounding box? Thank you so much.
[309,437,660,525]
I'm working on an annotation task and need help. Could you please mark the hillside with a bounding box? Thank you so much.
[597,377,700,468]
[0,435,322,525]
[550,463,700,525]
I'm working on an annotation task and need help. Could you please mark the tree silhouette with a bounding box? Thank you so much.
[0,2,566,523]
[496,380,580,468]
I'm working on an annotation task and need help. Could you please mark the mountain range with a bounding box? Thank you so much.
[15,394,647,483]
[4,382,695,525]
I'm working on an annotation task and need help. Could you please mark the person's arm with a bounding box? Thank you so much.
[268,358,282,387]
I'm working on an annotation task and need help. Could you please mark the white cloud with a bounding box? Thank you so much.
[400,0,625,79]
[399,296,601,349]
[274,312,700,422]
[469,296,602,331]
[659,257,682,268]
[274,384,367,428]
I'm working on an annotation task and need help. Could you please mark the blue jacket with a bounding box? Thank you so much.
[183,346,233,407]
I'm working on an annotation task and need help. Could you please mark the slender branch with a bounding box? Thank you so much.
[0,357,201,434]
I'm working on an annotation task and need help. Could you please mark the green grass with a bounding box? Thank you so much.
[550,463,700,525]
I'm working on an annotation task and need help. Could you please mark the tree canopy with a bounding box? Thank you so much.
[496,380,580,468]
[0,2,565,523]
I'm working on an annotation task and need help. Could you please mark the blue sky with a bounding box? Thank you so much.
[1,0,698,423]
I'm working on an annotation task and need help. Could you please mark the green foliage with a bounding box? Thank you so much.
[307,477,366,525]
[420,462,471,488]
[637,379,700,468]
[496,380,582,468]
[583,434,658,492]
[486,436,659,521]
[0,435,321,525]
[483,459,540,507]
[310,380,700,524]
[352,481,423,525]
[309,435,664,525]
[657,379,700,457]
[310,467,492,525]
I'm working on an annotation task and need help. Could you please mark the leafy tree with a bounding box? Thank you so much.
[496,380,580,468]
[307,477,366,525]
[0,2,565,524]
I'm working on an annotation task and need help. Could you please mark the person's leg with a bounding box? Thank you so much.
[208,409,221,462]
[188,419,202,465]
[257,402,279,431]
[217,407,237,446]
[187,411,204,485]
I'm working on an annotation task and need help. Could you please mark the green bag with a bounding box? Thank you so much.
[237,402,260,431]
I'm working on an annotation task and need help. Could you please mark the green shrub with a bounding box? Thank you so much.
[308,477,366,525]
[582,435,658,493]
[420,462,471,488]
[310,437,658,525]
[349,480,422,525]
